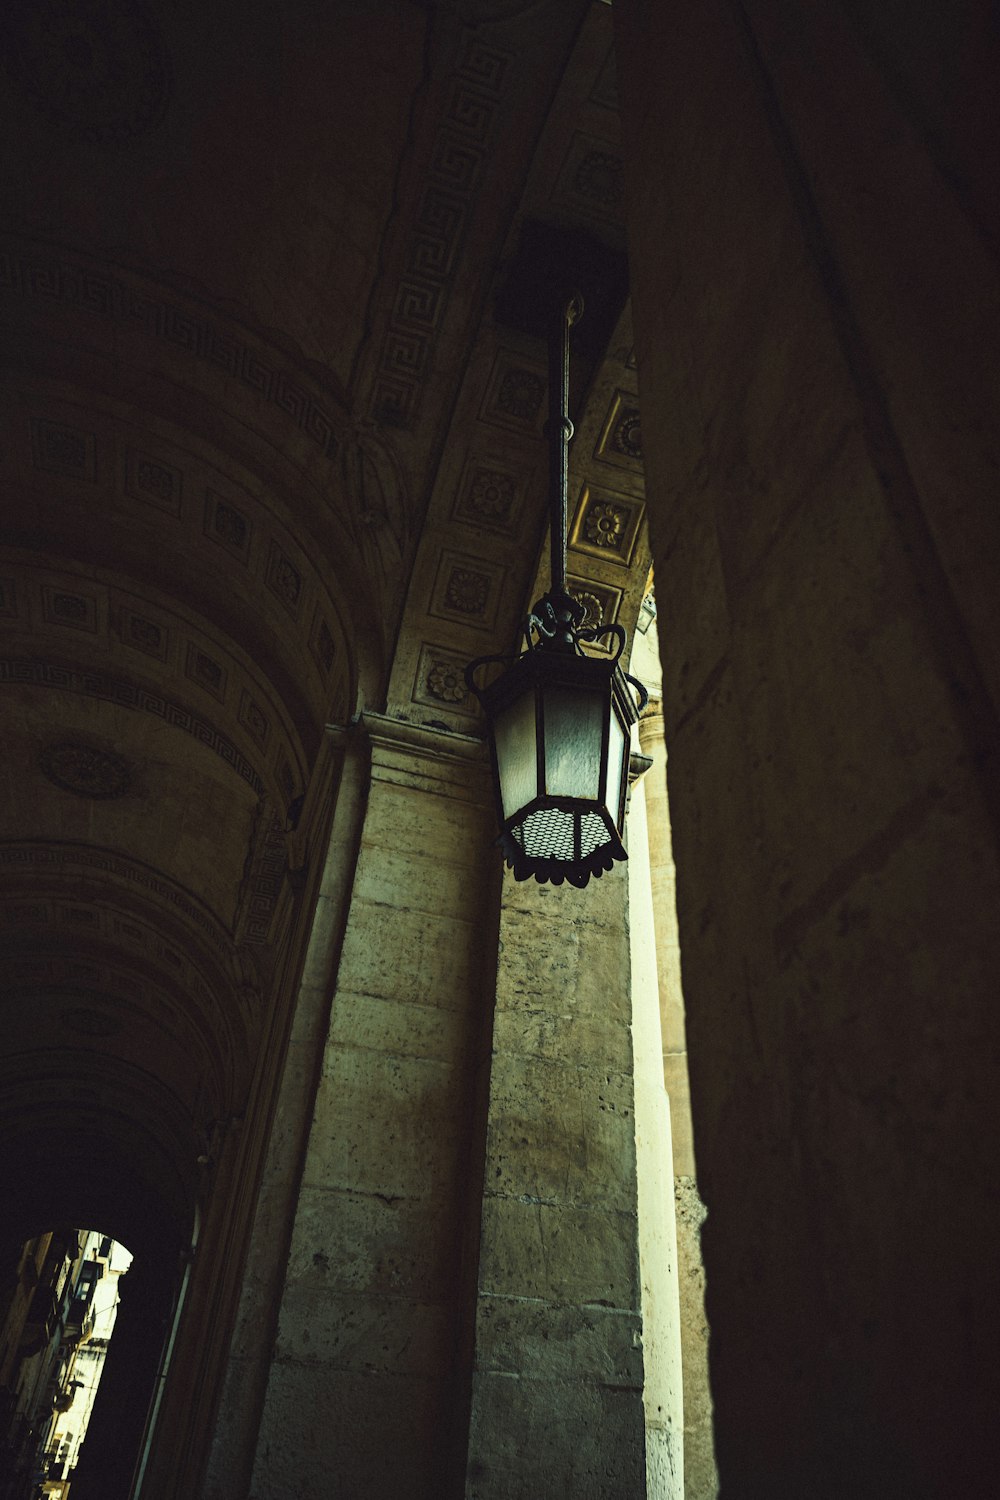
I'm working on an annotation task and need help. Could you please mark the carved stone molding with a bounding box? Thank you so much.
[41,585,99,632]
[569,484,644,566]
[1,551,316,812]
[413,644,479,718]
[554,133,626,227]
[566,575,623,638]
[238,690,270,750]
[0,242,346,463]
[373,31,514,428]
[595,389,644,469]
[0,657,265,795]
[185,643,228,703]
[120,606,168,661]
[204,490,252,561]
[429,549,503,631]
[233,807,288,948]
[125,449,182,515]
[479,353,546,434]
[451,456,528,536]
[0,841,235,959]
[0,891,247,1073]
[309,611,337,677]
[265,543,304,619]
[39,741,132,800]
[31,418,97,480]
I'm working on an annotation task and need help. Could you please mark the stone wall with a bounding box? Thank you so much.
[248,720,496,1499]
[616,1,1000,1494]
[241,713,655,1498]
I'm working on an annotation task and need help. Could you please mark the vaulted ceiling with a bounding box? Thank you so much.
[0,0,652,1249]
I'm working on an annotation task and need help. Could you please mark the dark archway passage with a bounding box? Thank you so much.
[0,1133,190,1500]
[68,1244,178,1500]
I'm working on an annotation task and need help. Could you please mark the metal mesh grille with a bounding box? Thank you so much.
[515,807,576,861]
[512,808,612,863]
[579,811,608,857]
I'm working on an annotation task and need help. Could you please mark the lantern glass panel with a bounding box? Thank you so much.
[542,687,605,801]
[605,706,627,827]
[494,687,538,822]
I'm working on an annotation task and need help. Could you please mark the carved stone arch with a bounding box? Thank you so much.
[0,232,394,719]
[0,841,259,1124]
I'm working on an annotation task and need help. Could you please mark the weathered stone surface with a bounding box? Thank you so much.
[617,0,1000,1493]
[467,1373,647,1500]
[477,1195,640,1309]
[285,1184,459,1302]
[361,777,495,854]
[662,1054,695,1180]
[639,709,715,1496]
[249,749,496,1496]
[498,862,631,929]
[307,1046,466,1199]
[274,1286,451,1376]
[251,1363,443,1500]
[352,838,487,919]
[492,1002,633,1075]
[336,904,485,1009]
[496,908,632,1025]
[629,775,687,1500]
[329,987,470,1066]
[466,856,647,1496]
[675,1177,715,1500]
[474,1297,643,1385]
[7,0,991,1493]
[485,1055,638,1210]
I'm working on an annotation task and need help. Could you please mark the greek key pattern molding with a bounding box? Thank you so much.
[1,897,222,1021]
[0,841,234,959]
[373,32,513,428]
[0,657,265,796]
[0,247,343,461]
[242,813,287,947]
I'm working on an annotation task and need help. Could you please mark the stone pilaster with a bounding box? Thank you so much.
[628,763,685,1499]
[201,733,370,1500]
[247,716,496,1500]
[638,707,717,1500]
[464,863,647,1499]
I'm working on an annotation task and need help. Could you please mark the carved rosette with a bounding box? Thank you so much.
[39,742,131,800]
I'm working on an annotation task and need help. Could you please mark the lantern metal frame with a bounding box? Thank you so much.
[465,294,647,887]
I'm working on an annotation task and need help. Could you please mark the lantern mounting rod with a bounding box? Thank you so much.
[463,286,647,887]
[547,294,583,602]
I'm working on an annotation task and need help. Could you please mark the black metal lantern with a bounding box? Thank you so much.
[466,296,647,887]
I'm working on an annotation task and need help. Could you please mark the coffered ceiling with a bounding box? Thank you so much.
[0,0,653,1248]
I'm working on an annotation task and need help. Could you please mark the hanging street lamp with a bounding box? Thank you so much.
[465,295,647,888]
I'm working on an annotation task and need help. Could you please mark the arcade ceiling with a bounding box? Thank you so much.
[0,0,651,1246]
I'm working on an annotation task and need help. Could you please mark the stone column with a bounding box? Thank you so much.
[628,761,684,1499]
[248,716,496,1500]
[638,706,716,1500]
[464,862,647,1499]
[615,2,1000,1495]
